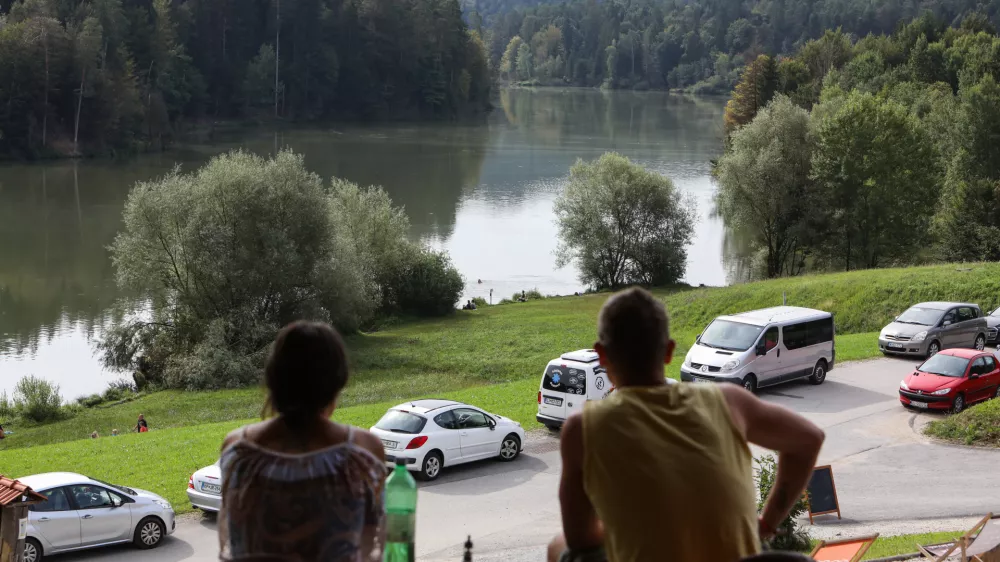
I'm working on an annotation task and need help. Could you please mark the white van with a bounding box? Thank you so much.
[536,350,613,429]
[535,349,679,429]
[681,306,835,393]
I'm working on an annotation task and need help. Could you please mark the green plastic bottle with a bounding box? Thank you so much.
[384,459,417,562]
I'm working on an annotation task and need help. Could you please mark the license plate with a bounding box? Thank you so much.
[886,343,904,349]
[912,401,928,409]
[690,377,706,383]
[543,396,563,406]
[381,439,398,449]
[201,483,221,494]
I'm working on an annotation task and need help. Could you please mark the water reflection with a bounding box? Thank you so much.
[0,88,727,397]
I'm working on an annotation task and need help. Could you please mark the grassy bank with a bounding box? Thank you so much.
[925,398,1000,446]
[7,261,1000,508]
[807,530,962,560]
[12,259,1000,451]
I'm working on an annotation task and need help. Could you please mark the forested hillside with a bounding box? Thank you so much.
[0,0,490,158]
[477,0,1000,91]
[716,14,1000,279]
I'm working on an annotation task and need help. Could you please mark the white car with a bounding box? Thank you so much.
[187,461,222,512]
[370,399,526,481]
[21,472,175,562]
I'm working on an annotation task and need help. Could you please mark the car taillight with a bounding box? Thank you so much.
[406,436,428,449]
[188,477,194,490]
[537,391,541,404]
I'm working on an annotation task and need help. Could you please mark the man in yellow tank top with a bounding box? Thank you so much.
[548,288,825,562]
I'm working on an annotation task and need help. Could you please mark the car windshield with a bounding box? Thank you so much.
[895,306,943,326]
[89,477,136,496]
[375,410,427,434]
[698,319,765,352]
[918,354,970,378]
[991,307,1000,317]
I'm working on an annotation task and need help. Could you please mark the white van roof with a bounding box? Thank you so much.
[558,349,600,363]
[719,306,831,327]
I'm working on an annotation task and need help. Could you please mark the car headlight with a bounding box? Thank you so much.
[900,380,910,391]
[154,499,172,510]
[911,331,927,343]
[931,388,952,396]
[722,359,741,371]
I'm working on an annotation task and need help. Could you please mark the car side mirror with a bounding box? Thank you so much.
[943,320,952,327]
[111,496,122,508]
[488,420,496,431]
[970,373,980,379]
[695,334,701,343]
[755,343,765,356]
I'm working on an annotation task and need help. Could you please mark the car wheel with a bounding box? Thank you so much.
[418,451,443,481]
[742,374,757,394]
[809,360,828,385]
[975,335,986,351]
[134,517,165,549]
[498,434,521,462]
[952,394,965,415]
[927,341,941,358]
[24,538,42,562]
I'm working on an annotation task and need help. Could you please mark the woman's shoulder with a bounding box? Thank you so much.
[221,421,269,454]
[349,426,386,464]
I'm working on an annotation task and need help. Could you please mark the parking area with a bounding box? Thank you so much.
[50,357,1000,562]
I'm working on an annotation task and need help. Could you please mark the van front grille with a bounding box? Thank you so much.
[689,362,721,373]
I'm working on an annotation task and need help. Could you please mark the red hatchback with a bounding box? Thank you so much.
[899,348,1000,413]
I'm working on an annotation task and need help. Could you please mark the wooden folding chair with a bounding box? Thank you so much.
[918,513,993,562]
[809,534,878,562]
[966,516,1000,562]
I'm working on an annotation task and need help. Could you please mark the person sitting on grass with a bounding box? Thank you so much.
[91,431,99,439]
[111,429,120,437]
[549,287,825,562]
[218,321,386,562]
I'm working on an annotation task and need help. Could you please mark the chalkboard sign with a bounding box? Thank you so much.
[807,465,841,523]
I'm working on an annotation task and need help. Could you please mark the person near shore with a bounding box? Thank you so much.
[134,414,149,433]
[218,321,387,562]
[0,423,5,440]
[549,287,825,562]
[111,429,119,437]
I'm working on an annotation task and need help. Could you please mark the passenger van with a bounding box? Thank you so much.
[536,349,676,429]
[680,307,835,393]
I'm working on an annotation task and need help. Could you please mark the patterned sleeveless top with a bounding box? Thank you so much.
[219,427,387,561]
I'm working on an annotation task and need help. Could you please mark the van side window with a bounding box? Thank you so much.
[762,327,779,352]
[782,318,834,350]
[958,307,975,322]
[542,365,587,395]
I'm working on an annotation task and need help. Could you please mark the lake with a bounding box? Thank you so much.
[0,88,727,399]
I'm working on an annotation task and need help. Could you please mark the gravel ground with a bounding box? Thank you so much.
[804,515,979,540]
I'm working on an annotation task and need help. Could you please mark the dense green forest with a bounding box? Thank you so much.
[476,0,1000,91]
[0,0,490,158]
[715,13,1000,279]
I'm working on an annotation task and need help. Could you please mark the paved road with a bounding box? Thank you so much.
[54,357,1000,562]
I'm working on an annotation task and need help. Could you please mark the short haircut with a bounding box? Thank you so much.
[597,288,670,377]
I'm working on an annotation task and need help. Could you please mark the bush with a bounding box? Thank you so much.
[0,391,14,423]
[472,297,488,307]
[925,398,1000,446]
[392,250,464,317]
[554,152,697,290]
[12,376,65,424]
[76,394,106,408]
[103,379,138,402]
[755,455,811,552]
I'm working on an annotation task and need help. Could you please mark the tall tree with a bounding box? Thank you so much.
[724,54,777,134]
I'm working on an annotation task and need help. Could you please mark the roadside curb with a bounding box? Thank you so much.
[867,554,919,562]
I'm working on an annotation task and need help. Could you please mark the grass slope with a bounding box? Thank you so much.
[807,530,962,560]
[925,398,1000,446]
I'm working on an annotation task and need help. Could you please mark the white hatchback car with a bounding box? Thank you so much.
[21,472,175,562]
[187,461,222,512]
[370,399,526,481]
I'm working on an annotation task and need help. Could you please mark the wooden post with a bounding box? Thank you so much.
[0,504,28,562]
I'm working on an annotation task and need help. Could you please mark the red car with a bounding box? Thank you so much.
[899,348,1000,413]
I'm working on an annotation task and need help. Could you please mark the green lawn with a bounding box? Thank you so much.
[8,260,1000,509]
[809,530,962,560]
[925,396,1000,446]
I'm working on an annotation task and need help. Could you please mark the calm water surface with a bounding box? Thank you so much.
[0,88,727,398]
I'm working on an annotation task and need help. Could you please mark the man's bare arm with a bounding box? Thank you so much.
[720,385,825,533]
[559,413,604,550]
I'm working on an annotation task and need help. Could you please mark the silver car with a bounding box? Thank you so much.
[187,461,222,512]
[21,472,175,562]
[879,302,988,358]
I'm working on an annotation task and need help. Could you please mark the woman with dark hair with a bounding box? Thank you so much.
[218,321,387,561]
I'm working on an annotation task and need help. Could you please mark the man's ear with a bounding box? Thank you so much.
[594,341,607,365]
[664,339,676,365]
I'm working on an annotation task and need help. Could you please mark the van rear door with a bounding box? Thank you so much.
[539,363,588,421]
